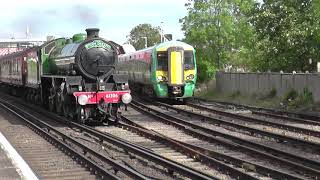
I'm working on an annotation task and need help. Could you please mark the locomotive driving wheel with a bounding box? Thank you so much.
[77,107,86,124]
[55,93,63,115]
[48,87,55,112]
[62,84,71,118]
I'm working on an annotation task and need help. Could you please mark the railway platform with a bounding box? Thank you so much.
[0,131,38,180]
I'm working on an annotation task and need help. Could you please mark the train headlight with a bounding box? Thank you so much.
[78,95,88,105]
[186,74,194,80]
[121,93,132,104]
[157,76,166,81]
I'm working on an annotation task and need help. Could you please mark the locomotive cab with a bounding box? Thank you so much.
[155,45,196,98]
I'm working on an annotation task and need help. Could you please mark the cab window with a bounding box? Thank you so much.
[157,51,168,71]
[184,51,194,70]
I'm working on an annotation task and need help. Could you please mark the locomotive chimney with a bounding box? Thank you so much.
[85,28,100,39]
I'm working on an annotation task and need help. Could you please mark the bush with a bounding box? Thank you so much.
[230,91,240,98]
[268,88,277,98]
[283,88,313,109]
[283,89,298,103]
[259,88,277,100]
[291,88,313,107]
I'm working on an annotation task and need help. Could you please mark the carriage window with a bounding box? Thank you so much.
[184,51,194,70]
[157,51,168,71]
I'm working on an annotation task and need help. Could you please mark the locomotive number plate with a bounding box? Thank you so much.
[105,94,118,98]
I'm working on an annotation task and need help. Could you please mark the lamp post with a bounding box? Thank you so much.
[160,21,164,42]
[142,36,147,48]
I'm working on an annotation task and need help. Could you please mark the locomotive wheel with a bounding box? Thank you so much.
[35,93,41,105]
[62,94,71,118]
[31,91,36,104]
[63,104,70,118]
[61,85,70,118]
[77,107,86,124]
[55,94,63,115]
[48,97,55,112]
[26,90,31,102]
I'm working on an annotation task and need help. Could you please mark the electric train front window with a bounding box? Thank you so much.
[184,51,194,70]
[157,51,168,71]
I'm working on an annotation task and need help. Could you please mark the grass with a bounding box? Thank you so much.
[196,88,318,111]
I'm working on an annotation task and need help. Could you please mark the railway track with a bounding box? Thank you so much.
[0,108,96,180]
[0,94,215,180]
[185,101,320,137]
[129,98,320,179]
[150,99,320,150]
[194,98,320,123]
[0,100,122,179]
[3,90,320,179]
[97,124,234,179]
[118,118,305,179]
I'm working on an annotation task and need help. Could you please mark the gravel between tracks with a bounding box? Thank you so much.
[0,106,98,180]
[179,105,320,145]
[123,106,311,179]
[17,102,183,180]
[198,101,320,132]
[96,126,232,179]
[155,104,320,162]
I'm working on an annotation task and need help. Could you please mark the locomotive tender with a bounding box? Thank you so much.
[117,41,197,100]
[0,28,131,123]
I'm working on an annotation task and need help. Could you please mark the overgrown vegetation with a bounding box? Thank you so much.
[283,88,314,109]
[197,87,315,111]
[259,88,277,100]
[283,89,299,104]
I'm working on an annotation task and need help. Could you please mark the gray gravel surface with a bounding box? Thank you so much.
[96,126,227,179]
[197,101,320,132]
[123,106,311,179]
[62,126,176,180]
[0,107,98,180]
[161,104,320,162]
[178,105,320,145]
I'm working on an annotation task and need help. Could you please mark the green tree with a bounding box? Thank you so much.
[249,0,320,72]
[181,0,257,81]
[127,23,161,50]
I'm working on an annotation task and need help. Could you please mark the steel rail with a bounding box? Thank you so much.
[5,96,214,180]
[152,100,320,149]
[0,100,121,180]
[252,110,320,126]
[195,98,320,122]
[70,123,215,180]
[130,100,320,178]
[120,117,305,180]
[187,102,320,138]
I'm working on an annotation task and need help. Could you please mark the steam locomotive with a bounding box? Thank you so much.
[0,28,131,123]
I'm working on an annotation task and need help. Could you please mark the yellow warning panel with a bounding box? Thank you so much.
[170,52,183,84]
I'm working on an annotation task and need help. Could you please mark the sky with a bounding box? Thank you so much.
[0,0,189,44]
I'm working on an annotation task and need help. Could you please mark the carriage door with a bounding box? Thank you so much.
[168,47,184,85]
[22,56,27,86]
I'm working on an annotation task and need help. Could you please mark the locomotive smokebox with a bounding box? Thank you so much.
[86,28,100,39]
